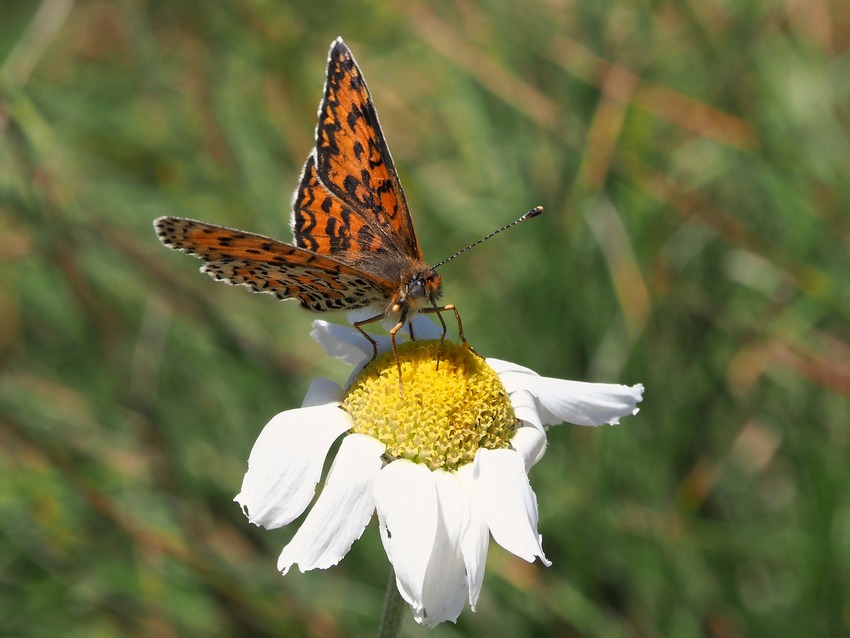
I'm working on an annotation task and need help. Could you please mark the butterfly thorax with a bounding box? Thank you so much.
[385,262,442,325]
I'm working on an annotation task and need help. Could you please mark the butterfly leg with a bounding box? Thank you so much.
[428,304,449,370]
[421,304,482,369]
[441,303,480,357]
[352,314,406,398]
[353,314,384,363]
[443,304,475,353]
[388,320,406,398]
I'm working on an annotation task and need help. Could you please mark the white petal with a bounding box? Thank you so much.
[509,390,548,471]
[365,316,443,354]
[472,448,550,566]
[408,315,442,340]
[311,317,445,375]
[413,470,470,627]
[501,371,644,426]
[374,467,471,627]
[301,377,344,408]
[352,315,442,352]
[234,405,352,529]
[511,426,547,472]
[455,464,489,610]
[486,357,538,376]
[310,320,372,365]
[374,461,437,620]
[277,434,384,573]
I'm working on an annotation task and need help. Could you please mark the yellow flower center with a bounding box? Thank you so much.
[342,340,517,471]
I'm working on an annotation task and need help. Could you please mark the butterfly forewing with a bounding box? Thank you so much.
[154,217,390,312]
[292,155,391,263]
[292,38,422,264]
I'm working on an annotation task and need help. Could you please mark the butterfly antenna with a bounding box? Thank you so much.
[432,206,543,270]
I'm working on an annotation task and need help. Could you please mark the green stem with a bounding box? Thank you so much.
[378,567,405,638]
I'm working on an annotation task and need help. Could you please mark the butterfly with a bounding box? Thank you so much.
[154,37,541,390]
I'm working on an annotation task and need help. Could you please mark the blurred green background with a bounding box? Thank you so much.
[2,0,849,636]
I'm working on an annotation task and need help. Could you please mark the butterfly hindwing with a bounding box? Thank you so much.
[154,216,390,311]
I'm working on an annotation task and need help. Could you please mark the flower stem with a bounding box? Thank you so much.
[378,567,405,638]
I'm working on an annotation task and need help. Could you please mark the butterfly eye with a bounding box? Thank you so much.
[407,279,427,301]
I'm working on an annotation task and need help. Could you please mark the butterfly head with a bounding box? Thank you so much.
[388,265,442,324]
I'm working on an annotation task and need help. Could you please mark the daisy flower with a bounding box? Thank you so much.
[235,318,644,628]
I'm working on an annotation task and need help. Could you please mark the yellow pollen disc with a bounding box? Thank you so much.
[342,340,517,471]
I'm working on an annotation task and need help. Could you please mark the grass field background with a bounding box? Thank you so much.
[2,1,848,636]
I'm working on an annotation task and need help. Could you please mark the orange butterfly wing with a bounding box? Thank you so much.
[154,217,392,312]
[292,38,422,267]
